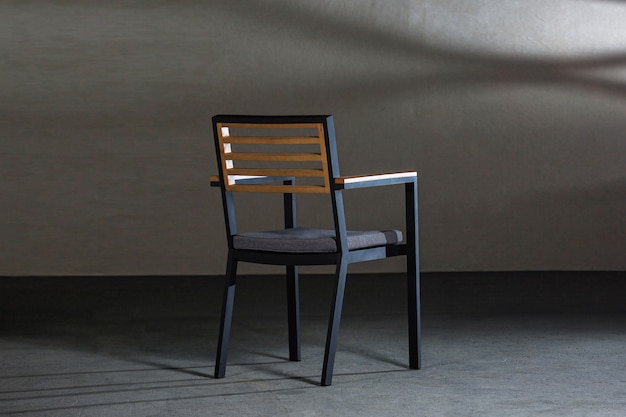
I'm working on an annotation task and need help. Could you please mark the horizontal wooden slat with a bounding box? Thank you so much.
[229,184,329,194]
[220,122,322,130]
[227,152,322,162]
[214,174,270,183]
[224,136,321,144]
[227,168,325,177]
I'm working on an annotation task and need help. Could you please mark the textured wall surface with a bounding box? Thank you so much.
[2,0,625,275]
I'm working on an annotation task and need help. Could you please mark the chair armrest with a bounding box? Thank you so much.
[334,171,417,190]
[210,175,221,187]
[210,175,295,187]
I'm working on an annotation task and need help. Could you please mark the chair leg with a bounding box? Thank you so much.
[406,180,421,370]
[407,259,421,370]
[286,265,301,361]
[321,258,348,386]
[214,251,238,379]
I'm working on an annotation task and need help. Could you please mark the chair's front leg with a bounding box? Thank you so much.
[405,180,421,370]
[286,265,301,361]
[214,251,238,378]
[321,257,348,386]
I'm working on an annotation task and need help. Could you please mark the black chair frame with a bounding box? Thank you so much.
[210,114,420,386]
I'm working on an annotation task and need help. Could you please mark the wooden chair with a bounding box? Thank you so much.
[210,114,420,386]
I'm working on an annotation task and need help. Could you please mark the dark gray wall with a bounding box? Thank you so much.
[2,0,625,275]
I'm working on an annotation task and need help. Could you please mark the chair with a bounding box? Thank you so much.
[210,114,420,386]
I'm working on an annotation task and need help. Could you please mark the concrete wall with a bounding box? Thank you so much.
[2,0,625,275]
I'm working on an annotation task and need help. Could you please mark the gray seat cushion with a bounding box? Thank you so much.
[233,227,402,253]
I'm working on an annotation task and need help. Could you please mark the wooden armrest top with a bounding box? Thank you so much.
[211,174,267,183]
[211,175,297,188]
[335,171,417,185]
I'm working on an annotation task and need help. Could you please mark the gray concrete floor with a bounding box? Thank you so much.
[1,272,625,416]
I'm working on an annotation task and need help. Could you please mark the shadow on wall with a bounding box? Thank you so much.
[211,0,626,104]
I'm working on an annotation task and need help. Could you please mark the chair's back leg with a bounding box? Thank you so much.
[286,265,301,361]
[321,257,348,386]
[214,251,238,378]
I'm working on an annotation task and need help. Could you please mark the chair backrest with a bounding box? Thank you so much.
[212,115,339,194]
